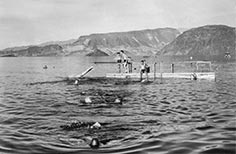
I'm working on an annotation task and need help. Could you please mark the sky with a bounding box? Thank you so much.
[0,0,235,49]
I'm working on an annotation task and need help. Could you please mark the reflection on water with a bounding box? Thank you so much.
[0,57,235,154]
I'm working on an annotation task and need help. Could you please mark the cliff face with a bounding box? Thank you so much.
[0,28,180,57]
[161,25,236,60]
[68,28,180,56]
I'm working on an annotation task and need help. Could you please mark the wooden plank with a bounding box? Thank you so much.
[94,61,117,64]
[67,66,94,80]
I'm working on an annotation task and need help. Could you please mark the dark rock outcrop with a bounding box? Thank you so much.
[86,48,109,57]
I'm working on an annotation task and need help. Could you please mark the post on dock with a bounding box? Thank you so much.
[196,61,199,72]
[209,62,212,72]
[159,61,162,82]
[171,63,175,73]
[130,63,132,73]
[154,62,157,80]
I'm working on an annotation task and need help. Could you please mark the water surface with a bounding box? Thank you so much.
[0,57,235,154]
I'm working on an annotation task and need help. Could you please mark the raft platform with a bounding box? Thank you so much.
[106,72,215,80]
[105,61,216,80]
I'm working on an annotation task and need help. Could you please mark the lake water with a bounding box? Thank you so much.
[0,57,235,154]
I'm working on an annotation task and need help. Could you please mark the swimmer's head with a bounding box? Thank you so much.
[114,97,122,104]
[89,138,100,149]
[74,80,78,85]
[85,96,92,103]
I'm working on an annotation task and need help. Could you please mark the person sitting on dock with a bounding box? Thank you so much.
[140,60,149,82]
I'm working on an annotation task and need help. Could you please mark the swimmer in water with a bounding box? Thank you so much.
[84,96,92,103]
[84,137,102,148]
[60,121,102,130]
[43,65,48,69]
[74,80,79,85]
[114,98,121,104]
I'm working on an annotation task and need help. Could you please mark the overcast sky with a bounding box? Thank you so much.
[0,0,235,49]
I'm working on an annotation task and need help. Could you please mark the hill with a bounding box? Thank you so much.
[0,28,180,57]
[161,25,236,61]
[68,28,180,56]
[0,44,64,57]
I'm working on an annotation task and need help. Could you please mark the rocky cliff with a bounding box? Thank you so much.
[161,25,236,60]
[67,28,180,56]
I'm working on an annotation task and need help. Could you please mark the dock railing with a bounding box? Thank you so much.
[155,61,212,73]
[129,61,213,74]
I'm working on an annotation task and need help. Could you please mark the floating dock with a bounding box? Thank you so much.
[99,61,216,80]
[106,72,215,80]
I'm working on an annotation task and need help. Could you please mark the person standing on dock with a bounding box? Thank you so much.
[115,52,122,73]
[120,50,128,73]
[140,60,149,82]
[127,56,133,73]
[120,50,128,62]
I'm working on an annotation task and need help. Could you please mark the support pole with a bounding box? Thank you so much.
[171,63,174,73]
[159,61,162,82]
[154,62,156,80]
